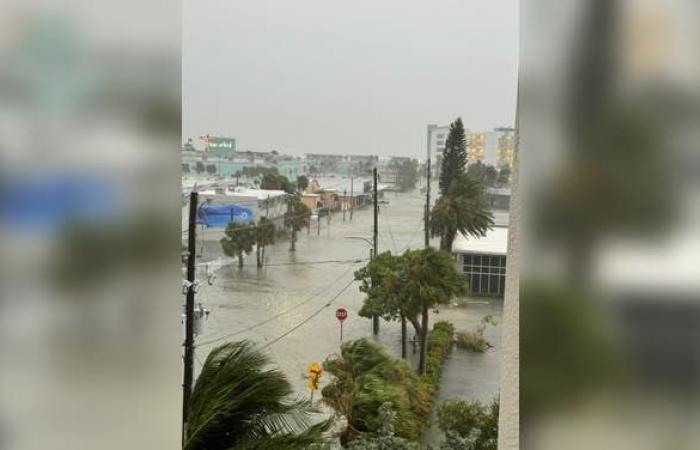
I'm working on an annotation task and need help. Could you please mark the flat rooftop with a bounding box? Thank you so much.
[452,226,509,255]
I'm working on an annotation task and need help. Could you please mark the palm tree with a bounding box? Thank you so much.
[221,221,256,267]
[284,195,311,252]
[185,341,329,450]
[430,173,494,252]
[255,217,275,268]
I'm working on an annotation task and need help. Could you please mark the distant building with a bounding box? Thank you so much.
[467,127,515,168]
[427,124,451,175]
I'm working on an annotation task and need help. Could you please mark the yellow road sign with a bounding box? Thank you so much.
[308,363,322,378]
[307,363,322,391]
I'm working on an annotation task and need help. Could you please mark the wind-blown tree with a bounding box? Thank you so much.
[430,173,494,252]
[297,175,309,193]
[254,217,275,268]
[401,248,467,375]
[220,221,255,267]
[195,161,206,174]
[437,399,499,450]
[346,403,421,450]
[184,341,329,450]
[261,173,295,194]
[284,195,311,252]
[438,118,467,195]
[355,251,420,359]
[497,167,511,187]
[484,165,498,187]
[322,339,431,447]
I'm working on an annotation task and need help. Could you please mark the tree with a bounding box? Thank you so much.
[355,251,420,359]
[220,221,255,267]
[206,164,217,175]
[183,163,190,173]
[439,118,467,195]
[322,339,431,446]
[255,217,275,268]
[484,165,498,187]
[437,399,499,450]
[195,161,206,174]
[346,403,421,450]
[497,167,511,187]
[261,173,295,194]
[284,195,311,252]
[430,173,494,252]
[397,159,419,192]
[297,175,309,193]
[401,248,467,375]
[184,341,329,450]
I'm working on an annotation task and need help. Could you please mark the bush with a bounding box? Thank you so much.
[322,339,431,445]
[423,321,455,388]
[437,399,499,450]
[455,316,496,353]
[455,331,491,353]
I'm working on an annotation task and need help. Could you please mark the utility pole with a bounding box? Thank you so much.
[372,168,380,335]
[317,208,321,235]
[182,191,198,446]
[350,177,354,221]
[343,189,347,222]
[327,205,331,236]
[425,159,431,248]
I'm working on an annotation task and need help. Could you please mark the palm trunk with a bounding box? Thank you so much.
[418,302,429,375]
[238,254,244,268]
[261,246,266,267]
[290,229,296,252]
[256,245,262,268]
[400,313,407,359]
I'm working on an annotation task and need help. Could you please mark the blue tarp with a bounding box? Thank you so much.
[0,174,120,232]
[197,203,255,228]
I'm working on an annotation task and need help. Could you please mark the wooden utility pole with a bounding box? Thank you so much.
[182,191,198,446]
[350,177,354,221]
[425,159,431,248]
[372,168,380,335]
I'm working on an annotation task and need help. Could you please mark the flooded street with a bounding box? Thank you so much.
[194,187,503,442]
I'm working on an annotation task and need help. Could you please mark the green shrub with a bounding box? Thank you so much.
[455,315,496,353]
[423,321,455,388]
[322,339,431,445]
[455,331,491,352]
[437,399,499,450]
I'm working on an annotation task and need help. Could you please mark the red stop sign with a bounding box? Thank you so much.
[335,308,348,321]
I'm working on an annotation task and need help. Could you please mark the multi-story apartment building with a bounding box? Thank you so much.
[467,127,515,169]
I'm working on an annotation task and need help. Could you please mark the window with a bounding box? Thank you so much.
[461,252,507,297]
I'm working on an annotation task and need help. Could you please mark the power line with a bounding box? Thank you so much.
[196,261,361,348]
[258,277,356,351]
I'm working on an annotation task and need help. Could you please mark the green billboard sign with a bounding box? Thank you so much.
[208,137,236,157]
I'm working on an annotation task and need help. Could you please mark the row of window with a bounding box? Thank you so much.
[461,253,507,296]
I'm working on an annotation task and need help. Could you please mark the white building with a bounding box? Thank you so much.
[452,226,509,297]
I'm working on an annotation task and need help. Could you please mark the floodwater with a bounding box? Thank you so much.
[193,186,503,444]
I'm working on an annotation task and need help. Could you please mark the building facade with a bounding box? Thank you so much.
[467,127,515,169]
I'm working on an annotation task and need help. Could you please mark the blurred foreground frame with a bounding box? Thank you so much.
[521,0,700,449]
[0,2,182,449]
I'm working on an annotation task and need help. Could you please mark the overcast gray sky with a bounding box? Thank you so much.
[183,0,518,158]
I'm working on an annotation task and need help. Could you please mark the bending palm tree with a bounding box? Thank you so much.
[185,341,329,450]
[430,173,494,252]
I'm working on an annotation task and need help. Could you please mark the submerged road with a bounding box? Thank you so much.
[193,185,503,444]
